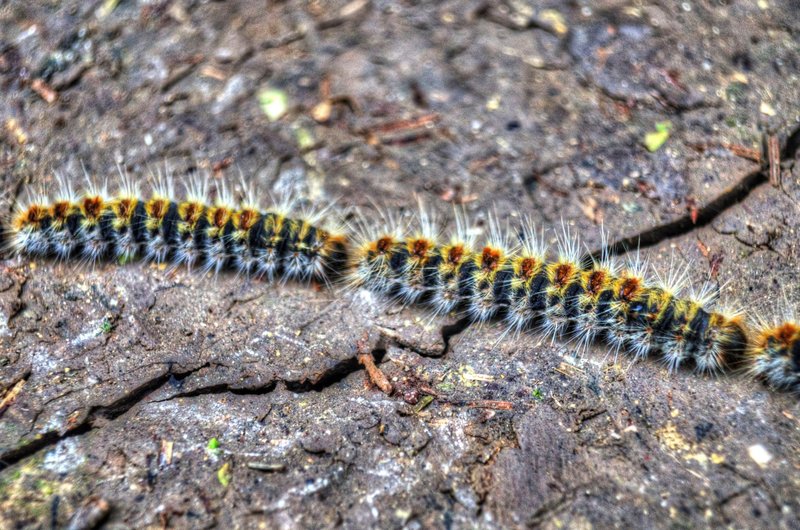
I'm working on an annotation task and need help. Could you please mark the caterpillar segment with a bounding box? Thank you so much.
[346,206,409,297]
[10,201,50,257]
[427,211,475,317]
[44,174,82,261]
[349,232,401,296]
[460,215,515,324]
[624,286,677,362]
[107,180,142,263]
[257,212,291,282]
[76,184,114,264]
[174,193,208,271]
[504,247,548,338]
[201,184,235,276]
[462,242,512,324]
[540,257,583,343]
[526,224,585,346]
[142,190,177,265]
[601,269,647,359]
[393,210,440,305]
[569,263,616,353]
[278,217,307,281]
[282,217,347,284]
[699,312,748,373]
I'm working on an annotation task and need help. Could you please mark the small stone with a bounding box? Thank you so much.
[213,74,249,115]
[748,444,773,467]
[759,101,777,116]
[214,32,251,64]
[300,432,338,454]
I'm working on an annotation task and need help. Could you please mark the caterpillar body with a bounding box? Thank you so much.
[3,173,799,395]
[348,211,749,375]
[6,175,348,285]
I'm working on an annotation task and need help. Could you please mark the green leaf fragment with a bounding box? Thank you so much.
[258,88,289,122]
[295,127,315,150]
[207,437,220,450]
[413,395,435,413]
[436,382,455,393]
[644,121,672,152]
[217,462,232,487]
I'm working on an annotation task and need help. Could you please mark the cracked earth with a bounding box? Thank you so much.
[1,1,799,528]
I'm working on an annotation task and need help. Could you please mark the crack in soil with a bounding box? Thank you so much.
[151,351,379,403]
[149,381,279,403]
[0,363,211,472]
[0,346,389,472]
[593,124,800,260]
[525,483,586,526]
[596,166,766,258]
[441,316,473,353]
[374,316,474,358]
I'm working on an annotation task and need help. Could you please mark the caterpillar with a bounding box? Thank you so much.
[349,209,747,373]
[3,171,798,395]
[4,172,349,285]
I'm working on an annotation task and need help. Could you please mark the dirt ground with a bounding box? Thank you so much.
[1,1,799,528]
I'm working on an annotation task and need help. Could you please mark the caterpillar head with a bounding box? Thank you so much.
[748,320,800,391]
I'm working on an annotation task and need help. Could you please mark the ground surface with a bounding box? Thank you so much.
[1,1,799,528]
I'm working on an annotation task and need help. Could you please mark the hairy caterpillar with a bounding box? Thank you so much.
[348,209,749,374]
[3,171,798,395]
[4,172,348,285]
